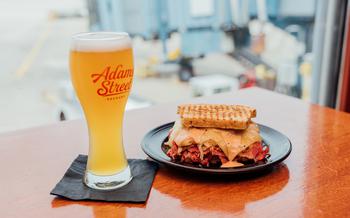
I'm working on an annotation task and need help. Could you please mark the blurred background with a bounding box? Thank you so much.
[1,0,348,132]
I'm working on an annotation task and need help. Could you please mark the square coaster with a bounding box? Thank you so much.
[50,155,158,203]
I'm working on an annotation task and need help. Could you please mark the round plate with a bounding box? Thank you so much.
[141,122,292,174]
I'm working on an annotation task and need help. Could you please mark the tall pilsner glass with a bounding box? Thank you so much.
[70,32,133,190]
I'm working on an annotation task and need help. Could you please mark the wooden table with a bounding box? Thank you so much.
[1,87,350,218]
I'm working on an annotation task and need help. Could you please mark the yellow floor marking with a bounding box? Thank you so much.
[15,13,55,79]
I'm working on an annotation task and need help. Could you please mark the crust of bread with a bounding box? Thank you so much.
[177,104,256,130]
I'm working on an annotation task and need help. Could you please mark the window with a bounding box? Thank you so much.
[1,0,347,132]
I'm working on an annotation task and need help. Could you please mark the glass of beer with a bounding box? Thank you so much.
[70,32,133,190]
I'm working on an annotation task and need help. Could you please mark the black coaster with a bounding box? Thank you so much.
[50,155,158,203]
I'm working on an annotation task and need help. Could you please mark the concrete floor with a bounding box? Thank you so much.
[0,0,87,132]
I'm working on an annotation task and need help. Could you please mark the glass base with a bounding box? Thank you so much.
[84,165,132,190]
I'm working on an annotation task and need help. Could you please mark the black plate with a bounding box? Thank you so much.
[141,122,292,174]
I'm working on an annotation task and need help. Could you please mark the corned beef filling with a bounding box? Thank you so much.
[166,141,269,167]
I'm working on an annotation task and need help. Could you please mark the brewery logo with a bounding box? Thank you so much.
[91,65,133,97]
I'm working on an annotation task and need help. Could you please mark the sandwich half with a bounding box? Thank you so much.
[165,104,269,168]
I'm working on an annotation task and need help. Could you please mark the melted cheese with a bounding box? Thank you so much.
[241,123,261,147]
[167,121,261,161]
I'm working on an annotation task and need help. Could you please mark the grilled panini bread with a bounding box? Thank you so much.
[178,104,256,130]
[166,104,269,168]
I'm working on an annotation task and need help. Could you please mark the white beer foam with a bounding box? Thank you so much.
[71,32,131,52]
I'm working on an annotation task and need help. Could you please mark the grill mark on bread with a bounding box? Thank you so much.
[178,104,256,130]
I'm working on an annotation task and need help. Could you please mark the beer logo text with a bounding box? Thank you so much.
[91,65,133,97]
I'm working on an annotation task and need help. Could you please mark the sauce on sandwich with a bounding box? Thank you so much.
[167,120,262,164]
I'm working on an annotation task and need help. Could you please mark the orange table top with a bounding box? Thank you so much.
[1,87,350,218]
